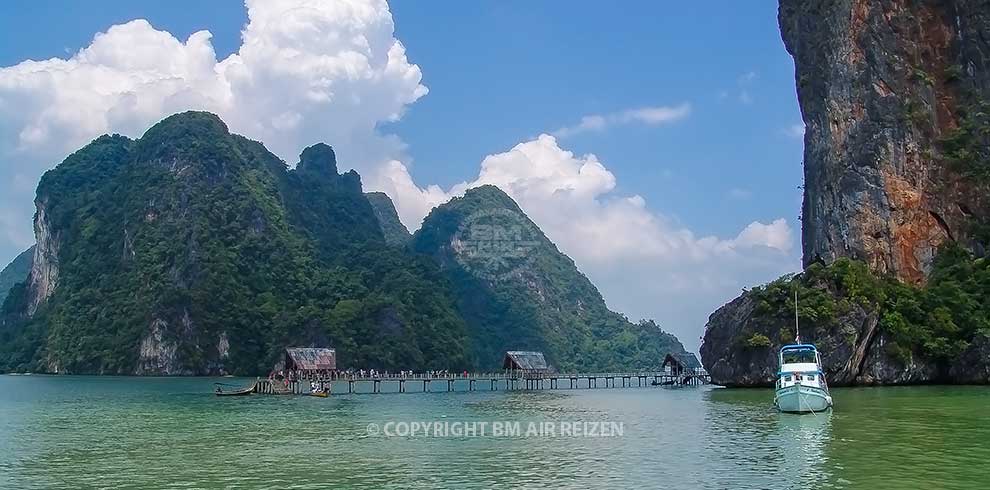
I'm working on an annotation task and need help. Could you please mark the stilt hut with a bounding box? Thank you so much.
[279,347,337,381]
[502,351,552,377]
[662,352,701,377]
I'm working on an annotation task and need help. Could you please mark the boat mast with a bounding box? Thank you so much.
[794,288,801,344]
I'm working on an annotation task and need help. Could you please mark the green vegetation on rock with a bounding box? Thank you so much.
[743,333,772,349]
[750,250,990,363]
[940,100,990,243]
[365,192,411,246]
[0,112,471,374]
[941,100,990,180]
[0,112,692,375]
[411,185,692,372]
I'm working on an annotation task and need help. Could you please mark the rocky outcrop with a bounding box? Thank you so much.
[780,0,990,284]
[856,331,942,384]
[701,276,942,387]
[27,200,60,315]
[700,294,780,387]
[136,319,183,375]
[701,282,885,387]
[949,332,990,384]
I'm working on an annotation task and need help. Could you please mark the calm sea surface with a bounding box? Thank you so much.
[0,376,986,489]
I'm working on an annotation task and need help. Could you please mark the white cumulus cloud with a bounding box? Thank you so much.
[466,135,793,263]
[0,0,425,256]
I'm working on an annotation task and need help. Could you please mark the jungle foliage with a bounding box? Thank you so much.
[750,251,990,363]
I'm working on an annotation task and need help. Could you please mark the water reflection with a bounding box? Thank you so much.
[775,411,832,484]
[704,387,833,489]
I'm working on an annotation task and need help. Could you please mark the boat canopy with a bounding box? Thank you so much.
[779,344,818,353]
[780,344,819,365]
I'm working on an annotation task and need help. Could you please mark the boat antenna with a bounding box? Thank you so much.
[794,288,801,344]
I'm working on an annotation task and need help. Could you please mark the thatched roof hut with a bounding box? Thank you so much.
[283,347,337,373]
[662,352,700,375]
[502,351,552,373]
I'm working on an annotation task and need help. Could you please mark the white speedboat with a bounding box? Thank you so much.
[774,343,832,413]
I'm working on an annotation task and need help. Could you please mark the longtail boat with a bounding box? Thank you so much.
[214,381,255,396]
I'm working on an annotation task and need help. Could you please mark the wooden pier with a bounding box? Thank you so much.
[251,369,710,396]
[224,347,710,397]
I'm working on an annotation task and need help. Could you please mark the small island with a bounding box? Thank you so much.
[701,0,990,387]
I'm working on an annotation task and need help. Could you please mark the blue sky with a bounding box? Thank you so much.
[388,1,805,238]
[0,1,804,352]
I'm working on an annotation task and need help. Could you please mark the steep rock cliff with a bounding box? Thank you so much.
[701,0,990,387]
[28,198,61,315]
[780,0,990,283]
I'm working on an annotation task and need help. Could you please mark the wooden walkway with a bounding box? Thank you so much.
[252,370,710,395]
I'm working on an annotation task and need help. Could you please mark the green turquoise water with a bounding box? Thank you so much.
[0,376,987,489]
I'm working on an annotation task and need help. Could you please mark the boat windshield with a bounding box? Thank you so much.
[781,349,816,364]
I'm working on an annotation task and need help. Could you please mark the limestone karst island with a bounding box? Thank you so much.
[0,1,987,489]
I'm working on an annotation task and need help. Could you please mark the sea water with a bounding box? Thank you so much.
[0,376,986,489]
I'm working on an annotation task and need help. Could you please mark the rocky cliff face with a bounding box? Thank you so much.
[27,201,59,315]
[702,1,990,386]
[780,0,990,283]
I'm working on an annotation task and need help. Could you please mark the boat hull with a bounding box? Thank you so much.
[215,387,254,396]
[775,385,831,413]
[214,381,257,396]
